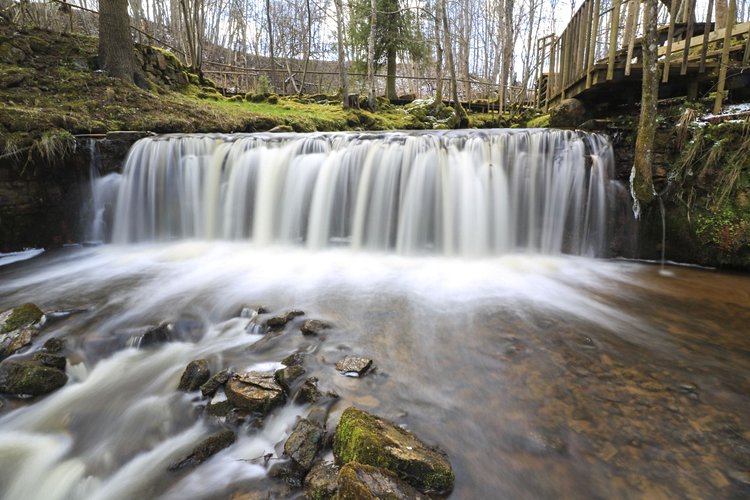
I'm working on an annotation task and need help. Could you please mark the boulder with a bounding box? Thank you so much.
[275,364,305,393]
[335,356,372,377]
[333,407,454,494]
[337,462,428,500]
[0,359,67,396]
[178,359,211,392]
[168,429,236,470]
[549,98,587,128]
[225,371,285,414]
[281,352,305,367]
[31,352,66,371]
[129,322,172,348]
[303,461,339,500]
[264,310,304,330]
[300,319,331,336]
[0,303,44,359]
[294,377,323,404]
[42,337,64,353]
[284,417,324,472]
[200,369,232,398]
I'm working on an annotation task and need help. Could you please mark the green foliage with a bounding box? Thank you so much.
[695,205,750,255]
[257,74,271,96]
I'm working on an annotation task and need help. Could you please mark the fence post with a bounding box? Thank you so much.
[586,0,601,88]
[713,0,737,114]
[607,0,622,80]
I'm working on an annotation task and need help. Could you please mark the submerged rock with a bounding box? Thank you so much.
[168,429,236,470]
[0,359,67,396]
[264,310,304,330]
[201,369,232,398]
[337,462,428,500]
[333,407,454,494]
[178,359,211,392]
[284,417,324,472]
[303,461,339,499]
[335,356,372,377]
[0,303,44,359]
[225,371,285,414]
[300,319,331,336]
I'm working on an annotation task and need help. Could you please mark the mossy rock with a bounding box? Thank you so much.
[303,461,339,500]
[527,114,550,128]
[333,407,454,494]
[0,359,67,396]
[0,303,43,334]
[337,462,428,500]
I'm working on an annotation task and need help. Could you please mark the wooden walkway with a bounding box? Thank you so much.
[537,0,750,113]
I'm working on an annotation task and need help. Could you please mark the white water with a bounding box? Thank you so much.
[100,130,615,257]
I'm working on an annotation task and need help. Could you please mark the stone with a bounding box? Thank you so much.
[549,98,587,128]
[264,310,304,330]
[294,377,323,404]
[303,461,339,500]
[177,359,211,392]
[0,303,44,359]
[42,337,64,353]
[300,319,331,336]
[335,356,372,377]
[200,369,232,398]
[0,360,68,396]
[225,371,285,414]
[284,417,324,472]
[275,364,305,393]
[281,352,305,367]
[337,462,428,500]
[168,429,236,470]
[333,407,454,494]
[31,352,66,370]
[0,327,36,361]
[130,323,172,348]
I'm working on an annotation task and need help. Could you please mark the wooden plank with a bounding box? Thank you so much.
[625,0,641,76]
[607,0,622,80]
[681,0,695,74]
[577,4,589,82]
[745,30,750,65]
[547,37,558,107]
[561,29,570,97]
[658,22,750,56]
[714,0,737,114]
[586,0,601,88]
[699,0,714,72]
[662,0,679,82]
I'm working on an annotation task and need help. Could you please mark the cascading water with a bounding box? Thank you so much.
[98,129,615,257]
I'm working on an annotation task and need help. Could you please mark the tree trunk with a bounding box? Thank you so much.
[367,0,377,109]
[386,46,397,100]
[299,0,313,97]
[633,0,658,206]
[441,0,468,127]
[98,0,136,83]
[715,0,729,30]
[433,0,444,113]
[334,0,349,108]
[265,0,276,91]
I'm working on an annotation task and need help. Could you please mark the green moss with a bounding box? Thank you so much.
[527,114,551,128]
[2,303,43,334]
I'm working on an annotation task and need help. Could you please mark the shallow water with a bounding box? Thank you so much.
[1,244,748,499]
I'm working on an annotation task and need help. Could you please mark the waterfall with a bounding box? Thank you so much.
[101,129,616,256]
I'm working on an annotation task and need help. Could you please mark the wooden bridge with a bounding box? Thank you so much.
[536,0,750,114]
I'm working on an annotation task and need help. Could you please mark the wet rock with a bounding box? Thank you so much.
[264,310,304,330]
[337,462,428,500]
[295,377,323,404]
[275,364,305,393]
[549,98,587,128]
[239,305,268,317]
[300,319,331,336]
[282,352,305,367]
[0,303,44,359]
[284,417,325,472]
[42,337,64,353]
[178,359,211,392]
[206,389,232,417]
[333,407,454,494]
[130,322,172,348]
[304,461,339,499]
[225,371,285,414]
[335,356,372,377]
[508,431,568,456]
[168,429,236,470]
[0,359,68,396]
[31,352,66,371]
[200,369,232,398]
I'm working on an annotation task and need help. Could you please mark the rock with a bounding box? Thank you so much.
[335,356,372,377]
[268,125,294,133]
[275,365,305,392]
[333,407,454,494]
[284,417,324,472]
[0,303,44,359]
[225,371,285,414]
[42,337,64,353]
[239,305,268,318]
[300,319,331,336]
[337,462,428,500]
[549,98,587,128]
[295,377,323,404]
[282,352,305,367]
[264,310,304,330]
[178,359,211,392]
[168,429,236,470]
[304,461,339,500]
[31,352,66,371]
[0,360,68,396]
[129,322,172,348]
[200,369,232,398]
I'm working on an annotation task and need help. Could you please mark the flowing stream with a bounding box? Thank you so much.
[0,130,748,499]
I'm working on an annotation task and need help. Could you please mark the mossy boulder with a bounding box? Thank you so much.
[0,359,67,396]
[0,303,44,359]
[333,407,454,494]
[527,114,551,128]
[549,98,586,128]
[303,461,339,499]
[337,462,428,500]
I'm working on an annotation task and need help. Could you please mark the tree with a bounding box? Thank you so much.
[440,0,468,126]
[334,0,350,108]
[98,0,138,83]
[632,0,658,206]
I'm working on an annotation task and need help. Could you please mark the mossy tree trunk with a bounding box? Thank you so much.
[385,47,397,100]
[440,0,468,127]
[633,0,658,205]
[98,0,137,83]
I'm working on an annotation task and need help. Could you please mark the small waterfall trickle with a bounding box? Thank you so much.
[105,130,618,257]
[84,139,122,244]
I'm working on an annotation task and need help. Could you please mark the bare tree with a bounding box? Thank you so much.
[440,0,468,126]
[98,0,137,82]
[334,0,350,107]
